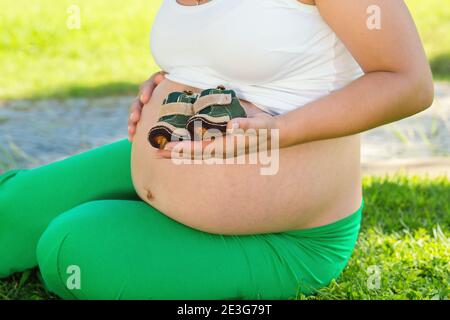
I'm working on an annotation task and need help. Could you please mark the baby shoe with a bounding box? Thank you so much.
[148,90,198,149]
[185,85,247,140]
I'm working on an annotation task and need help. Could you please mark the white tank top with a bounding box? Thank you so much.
[150,0,363,115]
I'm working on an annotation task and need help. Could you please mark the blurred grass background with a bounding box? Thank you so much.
[0,0,449,101]
[0,0,159,100]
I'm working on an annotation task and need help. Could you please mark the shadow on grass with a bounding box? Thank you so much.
[4,81,141,101]
[2,55,448,101]
[430,53,450,81]
[0,269,55,300]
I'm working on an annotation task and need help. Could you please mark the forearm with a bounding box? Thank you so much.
[277,70,434,148]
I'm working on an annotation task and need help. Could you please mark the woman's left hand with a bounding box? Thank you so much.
[156,113,283,160]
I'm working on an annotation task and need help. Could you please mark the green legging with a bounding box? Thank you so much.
[0,139,363,299]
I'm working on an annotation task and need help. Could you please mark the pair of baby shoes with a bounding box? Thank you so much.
[148,85,247,149]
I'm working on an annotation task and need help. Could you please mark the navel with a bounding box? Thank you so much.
[146,188,154,201]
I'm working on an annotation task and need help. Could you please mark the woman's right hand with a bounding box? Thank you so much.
[128,71,167,141]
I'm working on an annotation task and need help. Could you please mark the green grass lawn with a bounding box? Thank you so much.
[0,0,449,100]
[0,174,448,300]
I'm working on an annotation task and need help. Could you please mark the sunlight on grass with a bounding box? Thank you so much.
[305,228,449,300]
[407,0,450,80]
[0,0,161,100]
[299,174,450,300]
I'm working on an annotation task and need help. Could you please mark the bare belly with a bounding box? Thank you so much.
[131,79,362,234]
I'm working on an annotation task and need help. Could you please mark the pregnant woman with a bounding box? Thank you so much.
[0,0,433,299]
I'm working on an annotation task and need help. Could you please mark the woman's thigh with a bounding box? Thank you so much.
[0,139,136,277]
[36,199,316,300]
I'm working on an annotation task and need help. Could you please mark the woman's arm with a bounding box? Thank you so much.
[276,0,434,147]
[159,0,434,159]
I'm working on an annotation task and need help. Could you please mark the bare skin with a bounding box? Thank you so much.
[128,0,433,235]
[131,78,362,235]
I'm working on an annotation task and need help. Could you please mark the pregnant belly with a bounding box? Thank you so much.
[131,78,362,234]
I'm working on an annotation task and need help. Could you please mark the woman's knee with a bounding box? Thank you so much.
[36,206,84,299]
[36,201,113,299]
[36,200,144,299]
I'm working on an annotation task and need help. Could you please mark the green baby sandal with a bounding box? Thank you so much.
[148,90,198,149]
[186,85,247,140]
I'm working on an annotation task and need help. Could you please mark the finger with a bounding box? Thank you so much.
[163,137,250,161]
[129,109,140,123]
[157,144,192,160]
[154,71,166,84]
[129,98,142,114]
[165,140,211,153]
[221,134,248,158]
[164,140,213,160]
[139,71,163,104]
[230,116,272,133]
[140,71,167,103]
[128,125,136,135]
[139,82,155,105]
[226,118,250,133]
[155,149,173,159]
[128,126,135,142]
[221,132,260,158]
[128,102,142,126]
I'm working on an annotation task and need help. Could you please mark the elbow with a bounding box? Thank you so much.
[415,77,434,111]
[408,68,435,113]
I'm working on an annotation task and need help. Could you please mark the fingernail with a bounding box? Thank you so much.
[128,126,132,132]
[230,122,239,133]
[130,112,134,120]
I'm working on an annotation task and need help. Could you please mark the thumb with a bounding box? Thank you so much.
[154,71,167,85]
[227,118,250,133]
[140,86,153,104]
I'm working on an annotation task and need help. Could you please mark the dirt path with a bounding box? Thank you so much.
[1,83,449,177]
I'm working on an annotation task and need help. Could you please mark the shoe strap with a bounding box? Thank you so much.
[159,102,194,118]
[193,93,232,114]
